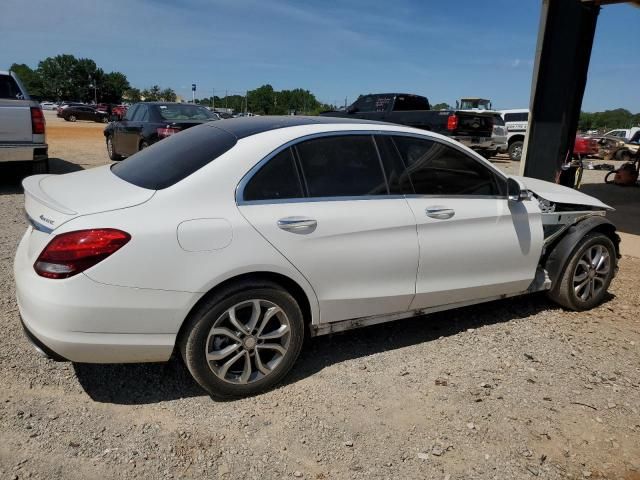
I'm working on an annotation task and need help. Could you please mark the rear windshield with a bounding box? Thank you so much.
[111,124,237,189]
[156,104,216,121]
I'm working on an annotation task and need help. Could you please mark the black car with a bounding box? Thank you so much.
[62,105,109,123]
[103,102,219,160]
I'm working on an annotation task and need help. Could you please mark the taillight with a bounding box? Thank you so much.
[447,114,458,131]
[157,127,180,138]
[31,107,45,135]
[34,229,131,279]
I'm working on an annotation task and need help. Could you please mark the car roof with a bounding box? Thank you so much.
[209,115,389,140]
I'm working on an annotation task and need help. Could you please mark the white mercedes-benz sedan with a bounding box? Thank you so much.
[15,116,619,398]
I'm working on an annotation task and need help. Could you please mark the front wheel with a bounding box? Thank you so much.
[508,141,523,161]
[547,232,616,311]
[180,281,305,398]
[68,115,77,122]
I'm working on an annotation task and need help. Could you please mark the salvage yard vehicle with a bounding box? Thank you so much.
[320,93,495,154]
[61,105,109,123]
[15,116,620,398]
[0,70,49,174]
[103,102,219,160]
[500,109,529,161]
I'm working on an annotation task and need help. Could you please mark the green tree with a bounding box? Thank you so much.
[141,85,161,101]
[159,88,176,102]
[248,84,276,115]
[432,102,451,110]
[100,72,130,103]
[37,54,79,100]
[123,87,141,103]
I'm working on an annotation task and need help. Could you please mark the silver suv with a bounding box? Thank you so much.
[0,71,48,173]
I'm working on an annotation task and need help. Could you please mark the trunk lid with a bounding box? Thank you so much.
[23,165,155,233]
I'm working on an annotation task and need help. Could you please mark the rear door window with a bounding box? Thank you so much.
[132,105,147,121]
[295,135,387,197]
[243,148,304,201]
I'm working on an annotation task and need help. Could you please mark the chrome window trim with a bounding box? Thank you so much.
[235,129,508,206]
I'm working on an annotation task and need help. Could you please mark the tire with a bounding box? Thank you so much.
[106,136,123,161]
[547,232,616,311]
[31,159,49,174]
[508,141,523,161]
[101,116,108,123]
[139,141,149,152]
[180,280,305,399]
[68,115,77,122]
[620,150,632,162]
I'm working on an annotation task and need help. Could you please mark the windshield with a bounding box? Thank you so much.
[157,104,217,121]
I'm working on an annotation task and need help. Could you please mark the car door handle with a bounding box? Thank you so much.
[425,206,455,219]
[277,217,317,233]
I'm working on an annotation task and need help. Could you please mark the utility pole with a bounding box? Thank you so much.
[344,97,347,109]
[212,88,214,110]
[225,90,228,109]
[244,91,248,115]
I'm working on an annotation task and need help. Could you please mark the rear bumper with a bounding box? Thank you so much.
[14,228,197,363]
[453,136,493,149]
[0,143,48,162]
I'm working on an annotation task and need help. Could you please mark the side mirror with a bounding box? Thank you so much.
[507,177,529,202]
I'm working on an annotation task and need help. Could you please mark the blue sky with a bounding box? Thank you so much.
[1,0,638,111]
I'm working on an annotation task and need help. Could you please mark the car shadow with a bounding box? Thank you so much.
[72,292,577,405]
[0,158,84,195]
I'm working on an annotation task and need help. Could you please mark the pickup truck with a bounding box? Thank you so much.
[0,70,48,173]
[320,93,494,152]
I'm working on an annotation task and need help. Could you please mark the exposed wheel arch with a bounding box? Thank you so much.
[176,271,314,351]
[543,216,620,291]
[508,134,525,146]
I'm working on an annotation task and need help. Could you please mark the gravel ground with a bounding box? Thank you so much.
[1,115,639,479]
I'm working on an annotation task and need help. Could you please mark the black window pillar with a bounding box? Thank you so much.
[521,0,600,183]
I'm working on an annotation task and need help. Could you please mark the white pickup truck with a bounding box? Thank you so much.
[0,70,48,173]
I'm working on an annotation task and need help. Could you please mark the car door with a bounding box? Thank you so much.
[120,104,146,155]
[112,105,137,155]
[386,134,543,309]
[237,134,419,324]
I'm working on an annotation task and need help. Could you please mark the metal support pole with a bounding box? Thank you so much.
[521,0,600,183]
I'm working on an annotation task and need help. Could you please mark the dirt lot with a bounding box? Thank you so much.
[1,114,639,480]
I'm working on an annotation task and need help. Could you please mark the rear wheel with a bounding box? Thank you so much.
[547,232,616,311]
[508,141,523,161]
[68,115,77,122]
[180,281,305,398]
[106,136,122,161]
[139,141,150,151]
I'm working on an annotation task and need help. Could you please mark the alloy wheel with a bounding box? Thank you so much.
[205,299,291,384]
[573,244,611,302]
[512,145,522,161]
[107,138,113,157]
